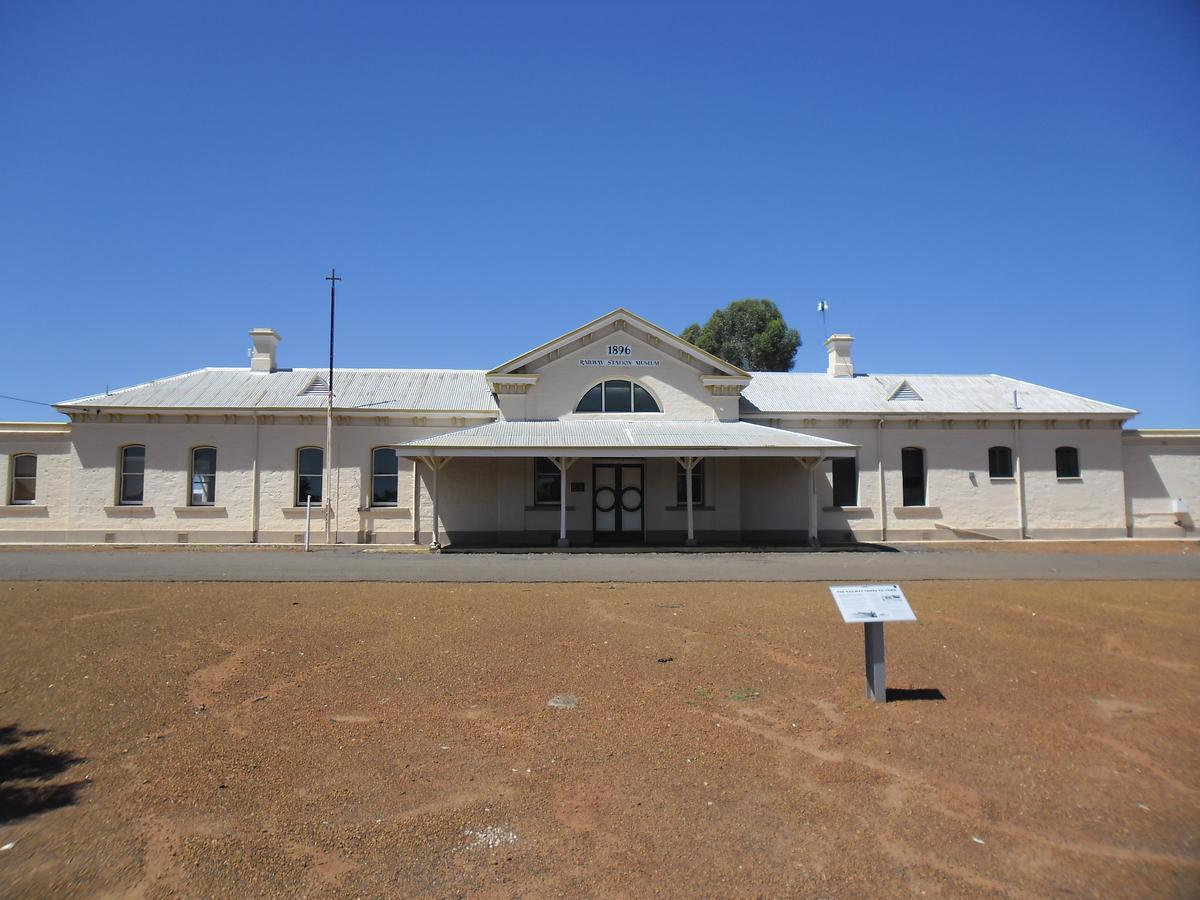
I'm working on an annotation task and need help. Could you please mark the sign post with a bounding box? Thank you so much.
[828,584,916,703]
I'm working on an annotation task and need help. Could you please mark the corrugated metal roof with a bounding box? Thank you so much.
[58,366,1135,418]
[741,373,1135,416]
[397,420,856,452]
[58,368,498,413]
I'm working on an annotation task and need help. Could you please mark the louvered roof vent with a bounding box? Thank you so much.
[301,375,330,395]
[888,380,922,401]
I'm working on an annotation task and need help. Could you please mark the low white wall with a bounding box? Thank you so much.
[1123,430,1199,537]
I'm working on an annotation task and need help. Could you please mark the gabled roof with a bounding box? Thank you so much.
[487,308,750,379]
[58,368,498,414]
[395,419,856,457]
[741,373,1136,418]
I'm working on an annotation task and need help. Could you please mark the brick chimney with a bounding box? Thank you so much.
[249,328,281,373]
[825,333,854,377]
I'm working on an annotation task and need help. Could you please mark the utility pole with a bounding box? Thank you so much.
[324,268,341,544]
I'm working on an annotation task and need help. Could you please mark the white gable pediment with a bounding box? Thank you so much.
[486,309,750,422]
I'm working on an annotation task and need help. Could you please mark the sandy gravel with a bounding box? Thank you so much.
[0,580,1197,897]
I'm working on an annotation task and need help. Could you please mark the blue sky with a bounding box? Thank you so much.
[1,1,1197,425]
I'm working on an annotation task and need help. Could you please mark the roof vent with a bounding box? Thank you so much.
[888,380,922,401]
[301,375,330,396]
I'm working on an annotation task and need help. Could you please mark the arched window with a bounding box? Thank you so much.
[371,448,399,507]
[119,445,146,506]
[575,380,660,413]
[190,447,217,506]
[1055,446,1080,479]
[296,447,323,505]
[9,454,36,505]
[901,447,926,507]
[988,446,1014,479]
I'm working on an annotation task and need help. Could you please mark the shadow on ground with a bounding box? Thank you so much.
[885,687,946,702]
[441,542,901,554]
[0,724,87,823]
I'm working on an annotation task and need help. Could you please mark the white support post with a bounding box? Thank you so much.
[676,456,700,546]
[554,457,576,547]
[304,494,312,552]
[797,456,825,548]
[423,456,452,551]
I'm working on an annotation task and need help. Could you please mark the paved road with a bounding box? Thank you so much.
[0,547,1196,582]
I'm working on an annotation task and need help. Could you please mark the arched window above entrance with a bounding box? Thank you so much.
[575,380,660,413]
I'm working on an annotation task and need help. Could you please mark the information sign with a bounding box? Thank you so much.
[829,584,916,624]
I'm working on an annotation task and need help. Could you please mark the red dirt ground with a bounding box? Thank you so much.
[0,579,1197,897]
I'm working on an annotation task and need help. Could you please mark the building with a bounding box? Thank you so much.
[0,308,1195,546]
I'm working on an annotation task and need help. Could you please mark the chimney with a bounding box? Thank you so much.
[825,333,854,377]
[249,328,281,373]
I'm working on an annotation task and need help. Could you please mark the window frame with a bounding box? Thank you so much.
[118,444,146,506]
[189,446,217,507]
[9,453,36,505]
[296,446,324,506]
[675,459,705,506]
[901,446,926,507]
[831,457,857,508]
[533,457,561,506]
[574,379,661,414]
[1055,446,1081,479]
[370,447,400,508]
[987,445,1014,480]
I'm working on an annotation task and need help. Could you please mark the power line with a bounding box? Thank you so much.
[0,393,55,408]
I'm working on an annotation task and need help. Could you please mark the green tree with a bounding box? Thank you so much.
[680,299,801,371]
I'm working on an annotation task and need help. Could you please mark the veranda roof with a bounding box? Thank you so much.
[394,419,857,458]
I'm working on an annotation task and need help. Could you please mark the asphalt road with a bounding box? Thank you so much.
[0,547,1197,582]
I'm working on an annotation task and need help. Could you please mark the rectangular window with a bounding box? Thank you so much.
[10,454,36,504]
[1055,446,1080,479]
[119,445,145,505]
[297,447,323,505]
[832,457,857,507]
[534,458,561,505]
[988,446,1014,479]
[371,448,399,507]
[676,460,705,506]
[901,447,926,507]
[190,447,216,506]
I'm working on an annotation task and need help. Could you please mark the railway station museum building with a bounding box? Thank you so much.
[0,308,1195,546]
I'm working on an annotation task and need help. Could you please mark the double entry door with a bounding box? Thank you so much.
[593,463,644,542]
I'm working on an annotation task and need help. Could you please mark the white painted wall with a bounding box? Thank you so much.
[0,425,72,540]
[1123,431,1199,537]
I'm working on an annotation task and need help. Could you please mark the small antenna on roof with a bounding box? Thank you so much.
[817,299,829,339]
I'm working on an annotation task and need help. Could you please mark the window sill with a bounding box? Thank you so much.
[892,505,942,519]
[358,507,412,518]
[823,506,874,518]
[989,477,1016,483]
[526,505,577,512]
[663,505,714,512]
[174,506,229,517]
[282,506,326,517]
[1057,477,1083,482]
[0,505,49,517]
[105,506,155,517]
